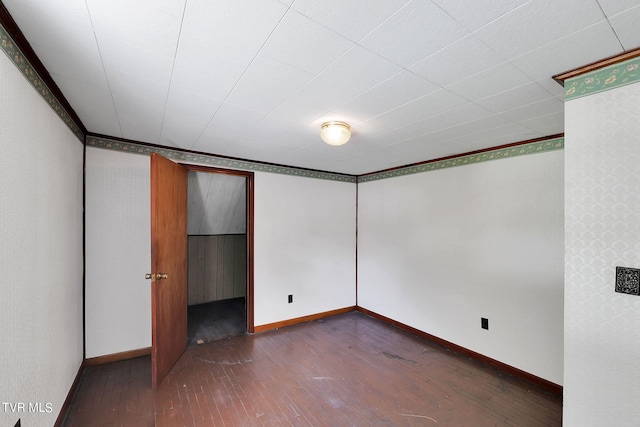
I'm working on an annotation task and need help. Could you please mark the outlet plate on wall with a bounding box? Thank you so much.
[615,266,640,295]
[481,317,489,330]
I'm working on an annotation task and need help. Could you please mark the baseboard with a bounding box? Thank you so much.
[254,306,356,333]
[85,347,151,366]
[53,359,85,427]
[356,306,563,398]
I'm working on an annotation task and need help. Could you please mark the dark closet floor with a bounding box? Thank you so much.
[187,297,246,346]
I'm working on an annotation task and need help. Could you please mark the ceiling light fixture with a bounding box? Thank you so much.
[320,121,351,146]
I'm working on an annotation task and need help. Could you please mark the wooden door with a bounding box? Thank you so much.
[150,153,188,388]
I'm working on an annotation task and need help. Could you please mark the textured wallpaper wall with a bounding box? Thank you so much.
[564,81,640,425]
[358,148,564,384]
[85,147,151,358]
[0,52,83,426]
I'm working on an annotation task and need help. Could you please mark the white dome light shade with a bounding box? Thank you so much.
[320,121,351,146]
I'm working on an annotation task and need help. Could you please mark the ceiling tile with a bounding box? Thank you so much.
[86,0,183,58]
[446,62,531,101]
[225,83,287,115]
[475,82,553,113]
[118,109,164,143]
[270,45,402,123]
[182,0,286,51]
[4,0,94,32]
[298,45,403,110]
[169,61,237,101]
[520,111,564,134]
[368,89,468,130]
[106,68,169,115]
[258,10,355,75]
[474,0,606,60]
[96,35,175,85]
[164,90,222,127]
[239,54,315,98]
[388,103,494,140]
[510,21,622,81]
[27,42,103,84]
[291,0,409,42]
[432,0,530,31]
[337,71,439,120]
[193,103,268,152]
[420,114,513,143]
[499,97,564,122]
[360,0,469,67]
[409,35,504,87]
[174,28,257,80]
[597,0,640,16]
[160,119,207,149]
[51,73,121,137]
[536,78,566,99]
[609,6,640,51]
[3,1,100,63]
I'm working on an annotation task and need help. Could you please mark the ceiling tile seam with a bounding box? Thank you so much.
[463,0,535,34]
[0,22,84,141]
[341,0,412,45]
[188,5,293,151]
[84,0,124,139]
[159,0,188,145]
[363,85,462,124]
[594,0,625,51]
[402,1,531,70]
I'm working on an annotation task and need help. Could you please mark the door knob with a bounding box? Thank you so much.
[145,273,168,281]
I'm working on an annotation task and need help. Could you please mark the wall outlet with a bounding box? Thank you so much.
[481,317,489,330]
[288,294,293,303]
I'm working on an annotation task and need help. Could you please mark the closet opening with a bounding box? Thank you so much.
[184,165,254,345]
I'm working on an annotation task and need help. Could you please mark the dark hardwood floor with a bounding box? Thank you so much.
[187,297,246,346]
[63,312,562,426]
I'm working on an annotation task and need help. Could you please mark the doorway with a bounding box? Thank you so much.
[184,164,254,345]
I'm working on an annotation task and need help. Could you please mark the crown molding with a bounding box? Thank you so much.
[554,47,640,101]
[358,135,564,183]
[86,135,358,183]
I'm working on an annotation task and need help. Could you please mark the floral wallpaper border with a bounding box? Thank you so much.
[86,136,358,183]
[358,137,564,183]
[0,23,84,141]
[564,56,640,101]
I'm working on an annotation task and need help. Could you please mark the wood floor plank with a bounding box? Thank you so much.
[63,312,561,426]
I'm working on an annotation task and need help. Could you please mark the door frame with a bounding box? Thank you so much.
[182,163,255,333]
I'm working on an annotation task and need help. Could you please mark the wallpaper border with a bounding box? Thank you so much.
[564,56,640,101]
[358,137,564,183]
[0,23,84,141]
[86,136,358,183]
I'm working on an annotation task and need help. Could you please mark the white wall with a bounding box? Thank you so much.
[0,52,83,427]
[85,147,151,358]
[358,151,564,385]
[254,172,356,326]
[564,82,640,425]
[85,152,357,352]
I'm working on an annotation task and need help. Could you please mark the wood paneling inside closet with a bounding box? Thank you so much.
[188,234,246,305]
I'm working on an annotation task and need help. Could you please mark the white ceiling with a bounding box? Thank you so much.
[3,0,638,175]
